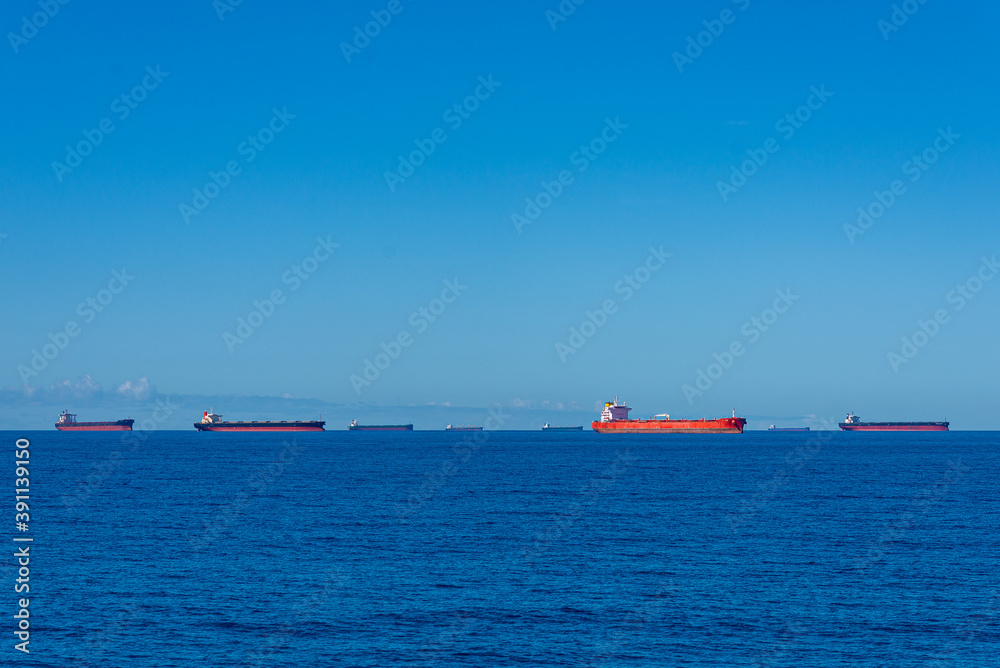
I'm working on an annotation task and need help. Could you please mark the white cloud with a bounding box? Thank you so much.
[46,374,104,402]
[508,398,581,412]
[116,377,154,401]
[3,375,158,405]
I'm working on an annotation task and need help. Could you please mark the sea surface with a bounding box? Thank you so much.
[4,429,999,667]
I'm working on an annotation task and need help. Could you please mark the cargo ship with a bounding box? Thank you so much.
[55,411,134,431]
[592,397,746,434]
[542,424,584,431]
[445,424,482,432]
[839,413,949,432]
[194,410,325,432]
[768,425,810,432]
[348,420,413,431]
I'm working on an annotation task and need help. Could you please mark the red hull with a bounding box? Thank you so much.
[195,425,325,432]
[56,424,133,431]
[593,417,747,434]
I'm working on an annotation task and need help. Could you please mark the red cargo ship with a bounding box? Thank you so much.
[839,413,949,432]
[194,410,325,432]
[55,411,134,431]
[592,397,747,434]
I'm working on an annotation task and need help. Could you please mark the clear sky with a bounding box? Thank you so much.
[2,0,998,428]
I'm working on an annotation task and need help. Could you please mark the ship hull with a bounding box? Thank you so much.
[349,425,413,431]
[445,428,482,432]
[593,417,747,434]
[542,426,584,432]
[195,421,325,432]
[839,422,949,432]
[56,420,134,432]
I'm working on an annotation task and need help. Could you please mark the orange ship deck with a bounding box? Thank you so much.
[592,417,746,434]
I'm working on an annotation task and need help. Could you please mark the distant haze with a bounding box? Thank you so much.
[2,1,998,429]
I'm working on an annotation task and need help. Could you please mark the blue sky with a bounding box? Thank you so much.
[2,0,998,429]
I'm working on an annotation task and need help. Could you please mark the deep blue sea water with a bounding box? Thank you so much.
[4,429,999,667]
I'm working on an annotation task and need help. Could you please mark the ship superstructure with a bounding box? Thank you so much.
[445,425,483,432]
[592,397,746,434]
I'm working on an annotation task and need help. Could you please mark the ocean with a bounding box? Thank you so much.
[6,429,999,666]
